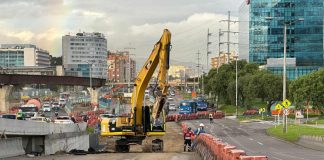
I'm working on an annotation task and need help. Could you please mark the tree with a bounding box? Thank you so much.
[289,68,324,113]
[50,56,62,66]
[245,71,282,114]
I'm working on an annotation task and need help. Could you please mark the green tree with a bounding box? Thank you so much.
[50,56,62,66]
[289,68,324,113]
[245,71,282,114]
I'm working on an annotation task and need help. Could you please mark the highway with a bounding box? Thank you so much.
[186,118,324,160]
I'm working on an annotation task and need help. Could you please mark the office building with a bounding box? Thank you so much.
[62,32,107,79]
[0,44,50,67]
[107,50,136,83]
[248,0,324,79]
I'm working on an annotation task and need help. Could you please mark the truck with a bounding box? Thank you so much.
[196,101,208,111]
[179,100,197,114]
[101,29,171,152]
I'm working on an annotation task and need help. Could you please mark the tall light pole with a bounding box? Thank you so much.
[234,54,239,117]
[84,60,99,103]
[265,17,304,133]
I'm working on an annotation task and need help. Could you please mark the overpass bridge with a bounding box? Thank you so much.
[0,74,106,112]
[108,82,199,87]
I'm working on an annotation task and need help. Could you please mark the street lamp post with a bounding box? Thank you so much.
[265,17,304,133]
[233,54,239,117]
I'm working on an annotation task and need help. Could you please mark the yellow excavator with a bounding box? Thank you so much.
[101,29,171,152]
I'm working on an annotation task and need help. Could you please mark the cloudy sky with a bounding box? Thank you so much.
[0,0,242,66]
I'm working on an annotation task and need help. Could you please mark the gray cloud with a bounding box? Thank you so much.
[0,0,243,66]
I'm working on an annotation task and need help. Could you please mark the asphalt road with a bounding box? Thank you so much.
[186,118,324,160]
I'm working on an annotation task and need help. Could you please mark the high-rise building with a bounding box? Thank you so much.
[248,0,324,79]
[107,50,136,83]
[62,32,107,79]
[0,44,50,67]
[238,0,250,62]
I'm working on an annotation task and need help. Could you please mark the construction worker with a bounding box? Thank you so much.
[192,123,206,150]
[16,109,23,120]
[209,113,213,123]
[194,123,206,136]
[183,127,194,152]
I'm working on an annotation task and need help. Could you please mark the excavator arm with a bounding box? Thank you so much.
[131,29,171,127]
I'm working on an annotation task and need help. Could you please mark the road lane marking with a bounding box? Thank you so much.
[248,138,254,141]
[257,141,263,145]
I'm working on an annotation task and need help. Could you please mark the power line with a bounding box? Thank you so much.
[206,28,212,71]
[219,11,239,64]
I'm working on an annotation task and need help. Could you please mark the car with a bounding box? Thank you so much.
[0,114,17,119]
[54,116,74,124]
[52,102,59,107]
[59,99,66,107]
[167,97,174,101]
[169,103,176,111]
[43,105,51,112]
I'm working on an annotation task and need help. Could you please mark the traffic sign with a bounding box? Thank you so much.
[259,108,265,113]
[275,104,283,110]
[283,109,289,116]
[282,99,291,109]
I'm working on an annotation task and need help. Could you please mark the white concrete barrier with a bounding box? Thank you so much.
[44,133,89,155]
[0,118,87,135]
[0,137,25,158]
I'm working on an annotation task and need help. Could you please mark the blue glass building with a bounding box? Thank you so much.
[249,0,323,79]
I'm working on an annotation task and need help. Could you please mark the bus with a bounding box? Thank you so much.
[179,100,197,114]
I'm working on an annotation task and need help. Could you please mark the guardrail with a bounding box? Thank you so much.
[181,123,268,160]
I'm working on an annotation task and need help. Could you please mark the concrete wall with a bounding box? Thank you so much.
[0,118,87,135]
[0,85,13,112]
[297,135,324,151]
[44,132,89,155]
[0,137,25,158]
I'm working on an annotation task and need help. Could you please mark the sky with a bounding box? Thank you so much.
[0,0,242,67]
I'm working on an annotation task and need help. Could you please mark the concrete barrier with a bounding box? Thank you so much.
[181,123,268,160]
[297,135,324,152]
[44,132,89,155]
[0,118,87,135]
[0,137,25,158]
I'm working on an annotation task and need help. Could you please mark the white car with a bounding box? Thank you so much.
[54,116,74,124]
[59,99,66,106]
[43,104,51,112]
[169,103,176,111]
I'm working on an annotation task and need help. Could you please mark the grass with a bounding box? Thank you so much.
[238,115,274,122]
[307,119,324,125]
[267,124,324,142]
[219,104,245,115]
